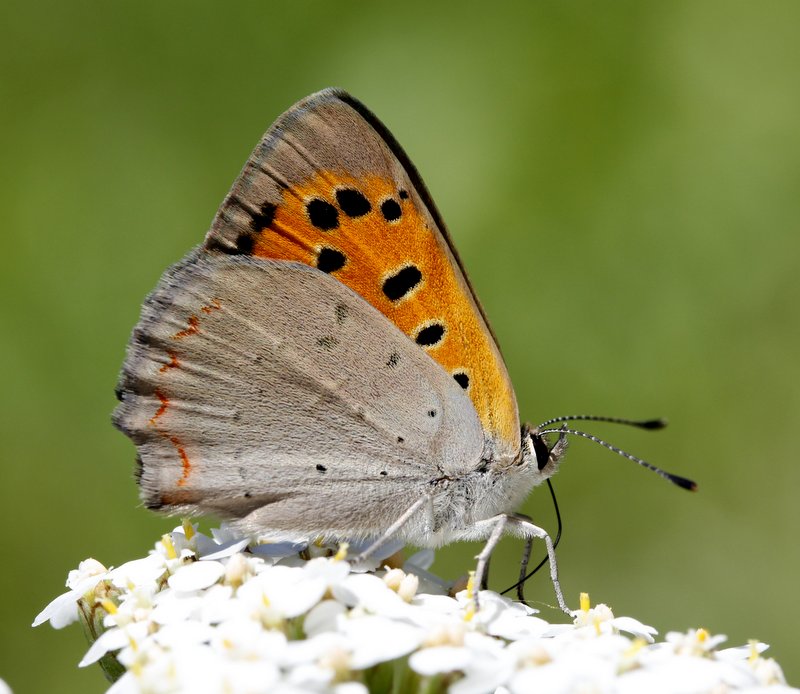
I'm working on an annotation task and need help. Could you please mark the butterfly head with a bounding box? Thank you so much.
[520,424,568,483]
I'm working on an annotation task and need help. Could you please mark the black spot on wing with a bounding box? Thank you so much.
[207,229,255,255]
[307,199,339,230]
[316,464,327,472]
[381,198,402,221]
[336,188,371,217]
[335,303,348,324]
[399,189,409,200]
[208,199,276,255]
[416,323,445,347]
[453,372,470,389]
[386,352,400,368]
[249,202,277,232]
[383,266,422,301]
[317,247,346,273]
[234,233,254,254]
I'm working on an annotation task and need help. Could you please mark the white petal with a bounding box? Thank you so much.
[717,641,769,660]
[110,555,166,588]
[151,594,202,625]
[304,600,347,637]
[342,616,424,669]
[333,683,369,694]
[452,653,515,694]
[400,563,451,596]
[303,557,351,586]
[168,643,226,692]
[106,672,138,694]
[223,660,281,692]
[282,632,349,667]
[213,619,288,660]
[286,662,335,689]
[250,540,308,558]
[616,656,751,694]
[484,599,549,641]
[255,565,327,617]
[32,589,80,628]
[153,620,215,647]
[611,616,658,642]
[78,626,129,667]
[409,646,471,675]
[333,573,409,617]
[168,560,225,592]
[199,584,238,624]
[411,593,460,614]
[199,538,250,561]
[66,559,108,589]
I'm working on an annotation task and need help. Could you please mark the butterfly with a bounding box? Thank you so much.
[114,89,693,611]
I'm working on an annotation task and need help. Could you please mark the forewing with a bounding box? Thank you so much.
[204,88,520,462]
[114,252,484,537]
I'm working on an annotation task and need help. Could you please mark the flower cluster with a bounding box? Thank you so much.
[34,524,796,693]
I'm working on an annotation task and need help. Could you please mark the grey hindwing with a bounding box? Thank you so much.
[114,251,485,537]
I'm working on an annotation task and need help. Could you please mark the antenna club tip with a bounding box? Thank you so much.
[671,475,698,492]
[642,418,668,430]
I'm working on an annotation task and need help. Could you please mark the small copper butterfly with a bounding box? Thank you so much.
[115,89,694,611]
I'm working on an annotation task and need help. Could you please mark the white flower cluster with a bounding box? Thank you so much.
[34,524,796,694]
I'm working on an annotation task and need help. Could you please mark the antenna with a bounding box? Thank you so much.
[536,424,697,491]
[536,413,668,431]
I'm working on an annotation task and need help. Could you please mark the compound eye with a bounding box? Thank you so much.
[531,433,551,471]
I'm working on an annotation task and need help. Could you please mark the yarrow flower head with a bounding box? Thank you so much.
[34,523,797,693]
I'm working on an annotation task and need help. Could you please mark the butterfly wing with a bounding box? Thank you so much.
[114,251,484,539]
[204,88,521,463]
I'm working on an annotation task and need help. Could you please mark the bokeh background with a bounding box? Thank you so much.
[2,1,799,691]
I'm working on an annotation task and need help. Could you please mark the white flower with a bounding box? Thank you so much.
[33,525,800,693]
[108,554,167,591]
[79,620,149,667]
[32,558,109,628]
[167,559,225,592]
[304,600,347,637]
[237,563,327,620]
[382,567,419,602]
[409,645,473,675]
[339,615,424,668]
[664,627,728,656]
[572,592,658,643]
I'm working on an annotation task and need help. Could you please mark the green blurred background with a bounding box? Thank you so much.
[2,1,799,691]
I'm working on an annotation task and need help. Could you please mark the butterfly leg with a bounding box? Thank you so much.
[480,555,491,590]
[473,514,508,607]
[506,513,572,616]
[501,510,535,604]
[517,536,534,604]
[469,513,573,616]
[349,495,432,563]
